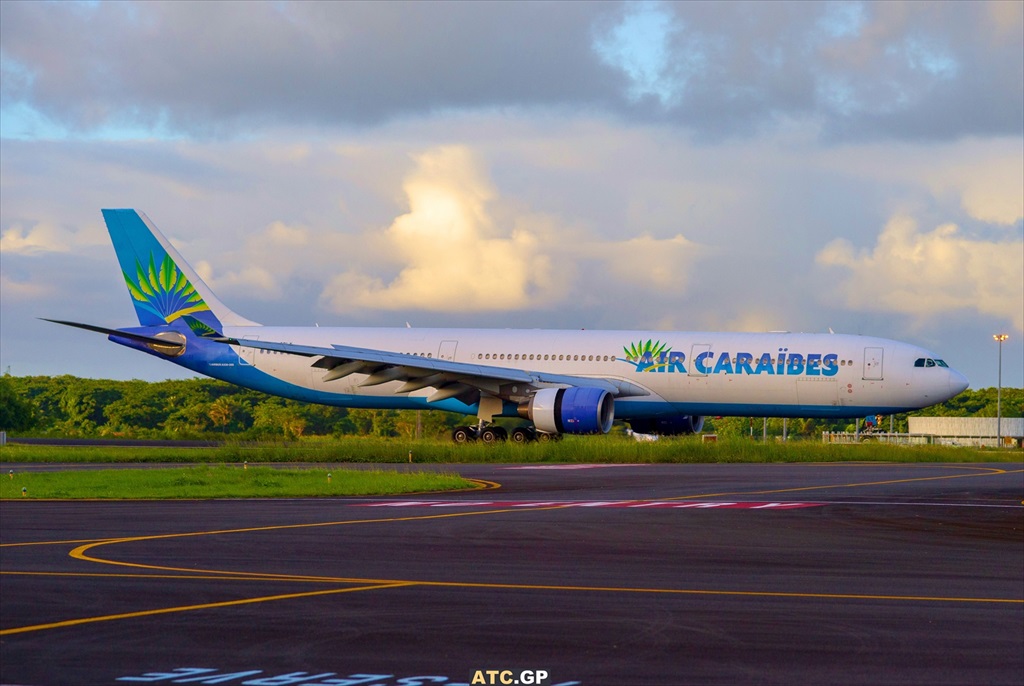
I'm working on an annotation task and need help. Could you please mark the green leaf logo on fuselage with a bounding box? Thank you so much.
[622,339,675,372]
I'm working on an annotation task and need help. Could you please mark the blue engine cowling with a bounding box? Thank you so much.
[627,415,704,435]
[519,387,615,435]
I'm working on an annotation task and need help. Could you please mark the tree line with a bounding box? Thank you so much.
[0,374,466,440]
[1,374,1020,440]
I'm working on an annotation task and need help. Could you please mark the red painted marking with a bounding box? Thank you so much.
[500,464,649,470]
[356,500,823,510]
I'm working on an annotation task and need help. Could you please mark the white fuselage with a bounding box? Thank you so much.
[218,326,967,419]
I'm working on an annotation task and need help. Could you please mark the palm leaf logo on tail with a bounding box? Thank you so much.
[123,253,210,324]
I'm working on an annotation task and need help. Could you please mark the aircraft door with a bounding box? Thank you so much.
[863,347,884,380]
[438,340,459,361]
[236,336,258,366]
[689,344,711,377]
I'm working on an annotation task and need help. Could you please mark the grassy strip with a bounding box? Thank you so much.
[0,465,475,500]
[1,435,1020,464]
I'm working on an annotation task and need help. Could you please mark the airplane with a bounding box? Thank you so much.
[45,209,970,443]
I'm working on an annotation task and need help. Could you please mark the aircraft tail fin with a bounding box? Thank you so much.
[101,209,259,329]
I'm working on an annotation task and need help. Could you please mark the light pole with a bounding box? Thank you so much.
[993,334,1008,447]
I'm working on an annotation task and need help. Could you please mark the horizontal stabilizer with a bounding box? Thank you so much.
[40,319,185,352]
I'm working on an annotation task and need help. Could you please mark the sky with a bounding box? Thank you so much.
[1,0,1022,390]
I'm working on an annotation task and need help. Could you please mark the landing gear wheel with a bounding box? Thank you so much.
[510,427,535,443]
[452,426,476,443]
[480,426,507,444]
[536,432,560,442]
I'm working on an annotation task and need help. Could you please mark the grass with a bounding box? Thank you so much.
[1,437,1016,500]
[0,465,476,500]
[1,434,1020,465]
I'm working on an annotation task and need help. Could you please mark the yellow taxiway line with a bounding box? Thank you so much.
[2,464,1021,636]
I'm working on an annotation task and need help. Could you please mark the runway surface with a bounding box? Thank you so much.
[2,462,1022,686]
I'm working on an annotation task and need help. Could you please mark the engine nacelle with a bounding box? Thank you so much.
[518,387,615,435]
[627,414,705,435]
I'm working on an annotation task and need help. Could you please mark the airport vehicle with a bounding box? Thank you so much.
[46,210,970,442]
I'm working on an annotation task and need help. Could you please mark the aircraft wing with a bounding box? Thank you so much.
[225,337,650,404]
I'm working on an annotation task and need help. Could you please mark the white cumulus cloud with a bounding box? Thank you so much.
[0,222,73,255]
[816,214,1024,331]
[321,146,556,312]
[319,145,705,314]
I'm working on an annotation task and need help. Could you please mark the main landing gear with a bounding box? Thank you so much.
[451,425,560,444]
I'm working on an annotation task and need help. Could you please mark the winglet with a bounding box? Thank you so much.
[101,209,259,329]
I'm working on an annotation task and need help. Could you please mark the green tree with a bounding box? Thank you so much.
[102,381,167,435]
[56,380,109,435]
[343,409,398,437]
[393,410,463,439]
[251,400,307,440]
[0,374,36,431]
[163,401,213,436]
[208,396,242,433]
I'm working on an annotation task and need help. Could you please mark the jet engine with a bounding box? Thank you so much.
[627,414,704,435]
[518,387,614,435]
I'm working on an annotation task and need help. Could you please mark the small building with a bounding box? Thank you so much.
[908,417,1024,448]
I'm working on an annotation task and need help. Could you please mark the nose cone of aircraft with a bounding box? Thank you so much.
[948,368,970,397]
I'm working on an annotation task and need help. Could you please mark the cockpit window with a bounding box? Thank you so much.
[935,359,948,368]
[915,358,947,368]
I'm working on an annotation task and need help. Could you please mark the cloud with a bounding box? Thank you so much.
[1,2,1020,141]
[0,222,72,255]
[321,146,556,312]
[195,260,280,300]
[319,145,706,314]
[0,220,106,255]
[0,2,610,135]
[0,272,54,299]
[816,214,1024,331]
[592,234,701,291]
[930,153,1024,226]
[194,221,312,300]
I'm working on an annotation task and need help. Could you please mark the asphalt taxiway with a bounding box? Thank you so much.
[2,462,1022,686]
